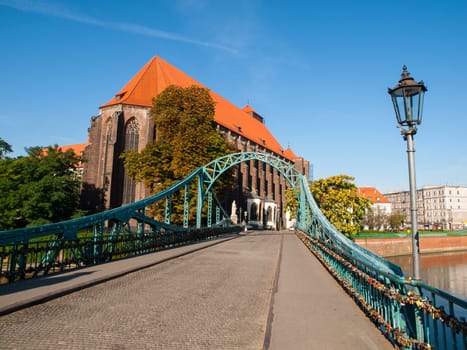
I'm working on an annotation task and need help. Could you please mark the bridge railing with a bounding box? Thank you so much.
[0,151,301,284]
[0,225,240,284]
[1,151,465,348]
[415,281,467,350]
[296,175,466,350]
[0,154,246,284]
[296,230,466,350]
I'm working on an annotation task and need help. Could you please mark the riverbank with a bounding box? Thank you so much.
[354,233,467,257]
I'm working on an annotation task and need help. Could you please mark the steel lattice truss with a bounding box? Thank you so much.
[0,152,401,279]
[1,152,466,349]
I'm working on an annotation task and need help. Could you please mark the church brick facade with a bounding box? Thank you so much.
[81,56,310,229]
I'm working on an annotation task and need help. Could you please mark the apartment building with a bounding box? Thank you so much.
[385,186,467,230]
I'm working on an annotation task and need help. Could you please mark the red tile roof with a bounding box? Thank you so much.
[101,56,292,160]
[59,143,87,156]
[41,143,86,169]
[242,105,255,114]
[358,187,390,204]
[284,147,297,159]
[42,143,86,157]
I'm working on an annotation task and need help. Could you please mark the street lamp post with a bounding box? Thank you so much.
[388,66,427,280]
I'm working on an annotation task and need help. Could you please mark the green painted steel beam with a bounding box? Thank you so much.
[1,151,466,349]
[183,184,190,228]
[207,191,212,228]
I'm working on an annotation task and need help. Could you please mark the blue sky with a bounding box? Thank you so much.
[1,0,466,193]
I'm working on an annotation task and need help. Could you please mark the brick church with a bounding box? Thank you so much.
[80,56,310,229]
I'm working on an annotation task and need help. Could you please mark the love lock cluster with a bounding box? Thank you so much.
[295,230,466,349]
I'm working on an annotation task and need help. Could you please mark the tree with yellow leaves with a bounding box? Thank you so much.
[310,175,370,237]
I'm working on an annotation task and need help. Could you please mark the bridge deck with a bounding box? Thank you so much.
[0,231,393,349]
[268,232,393,350]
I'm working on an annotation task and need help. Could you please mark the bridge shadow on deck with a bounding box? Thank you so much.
[0,231,395,349]
[0,271,96,296]
[0,234,239,316]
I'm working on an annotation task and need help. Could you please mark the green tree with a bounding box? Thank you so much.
[362,207,388,231]
[387,210,405,231]
[0,145,82,230]
[122,85,235,223]
[284,187,300,220]
[310,175,370,237]
[0,138,13,159]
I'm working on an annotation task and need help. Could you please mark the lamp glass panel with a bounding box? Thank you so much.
[391,96,402,124]
[395,95,407,124]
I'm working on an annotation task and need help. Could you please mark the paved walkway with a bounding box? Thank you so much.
[268,233,393,350]
[0,234,240,315]
[0,232,394,349]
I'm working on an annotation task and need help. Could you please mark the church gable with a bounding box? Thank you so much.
[99,56,292,160]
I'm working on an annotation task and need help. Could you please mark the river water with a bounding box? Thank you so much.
[386,251,467,300]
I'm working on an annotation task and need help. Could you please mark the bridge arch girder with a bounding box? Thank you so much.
[194,152,306,228]
[201,151,302,192]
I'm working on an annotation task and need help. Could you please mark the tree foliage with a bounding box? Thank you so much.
[362,207,387,231]
[121,85,235,223]
[310,175,371,237]
[284,187,300,220]
[0,137,13,159]
[0,146,83,230]
[387,210,405,231]
[361,209,406,232]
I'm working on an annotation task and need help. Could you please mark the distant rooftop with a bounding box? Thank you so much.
[358,187,390,204]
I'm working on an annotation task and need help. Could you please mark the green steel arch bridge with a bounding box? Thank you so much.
[0,152,465,349]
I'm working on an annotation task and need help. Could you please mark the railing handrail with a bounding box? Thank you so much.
[1,151,465,349]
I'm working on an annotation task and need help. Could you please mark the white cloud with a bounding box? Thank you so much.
[0,0,238,54]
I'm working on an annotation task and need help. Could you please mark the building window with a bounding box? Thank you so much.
[250,203,258,221]
[122,118,139,204]
[266,206,273,223]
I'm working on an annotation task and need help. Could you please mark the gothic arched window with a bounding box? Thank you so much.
[122,118,139,204]
[266,206,273,222]
[250,203,258,221]
[103,121,112,189]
